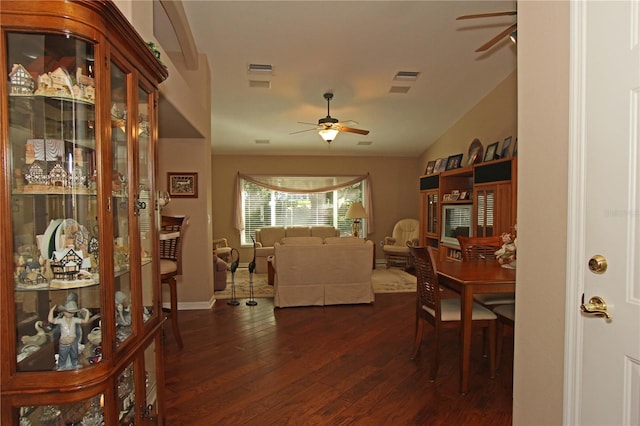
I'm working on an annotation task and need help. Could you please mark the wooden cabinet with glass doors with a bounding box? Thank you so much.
[418,158,517,262]
[473,158,517,239]
[418,174,439,248]
[1,1,168,424]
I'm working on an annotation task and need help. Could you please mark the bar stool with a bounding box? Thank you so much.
[160,215,189,349]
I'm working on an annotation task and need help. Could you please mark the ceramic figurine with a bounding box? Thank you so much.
[20,320,47,346]
[48,300,90,370]
[115,290,131,326]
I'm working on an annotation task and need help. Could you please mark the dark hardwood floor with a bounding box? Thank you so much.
[163,293,513,425]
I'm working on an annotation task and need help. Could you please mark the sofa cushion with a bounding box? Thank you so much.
[324,236,366,245]
[257,226,286,247]
[284,226,311,238]
[279,236,324,245]
[310,226,340,238]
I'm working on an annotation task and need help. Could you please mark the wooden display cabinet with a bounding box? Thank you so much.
[1,1,168,424]
[473,158,517,238]
[437,166,473,261]
[419,158,517,263]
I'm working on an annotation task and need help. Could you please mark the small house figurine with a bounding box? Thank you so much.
[25,162,49,186]
[49,67,73,96]
[36,72,52,95]
[8,64,35,95]
[48,163,68,187]
[50,248,84,280]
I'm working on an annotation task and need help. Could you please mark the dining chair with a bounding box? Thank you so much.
[457,235,516,307]
[493,303,515,367]
[409,245,496,382]
[160,215,189,349]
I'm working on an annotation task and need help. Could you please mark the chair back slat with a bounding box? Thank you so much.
[160,215,189,275]
[409,245,441,316]
[457,236,502,262]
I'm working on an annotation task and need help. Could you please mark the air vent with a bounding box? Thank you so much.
[389,86,410,94]
[248,63,273,74]
[255,139,270,145]
[357,141,373,146]
[249,80,271,89]
[393,71,420,81]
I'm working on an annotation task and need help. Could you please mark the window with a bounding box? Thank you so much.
[238,175,367,245]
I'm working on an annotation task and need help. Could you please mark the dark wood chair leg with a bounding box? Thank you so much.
[164,276,183,349]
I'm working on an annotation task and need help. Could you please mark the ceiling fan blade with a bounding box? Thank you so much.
[289,127,317,135]
[456,11,516,20]
[338,125,369,136]
[296,121,318,126]
[476,23,517,52]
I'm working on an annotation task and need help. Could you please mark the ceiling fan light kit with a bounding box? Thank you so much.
[291,92,370,145]
[319,128,339,143]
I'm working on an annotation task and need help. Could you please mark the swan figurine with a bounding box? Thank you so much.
[21,320,47,346]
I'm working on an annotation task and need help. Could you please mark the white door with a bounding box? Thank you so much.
[565,1,640,424]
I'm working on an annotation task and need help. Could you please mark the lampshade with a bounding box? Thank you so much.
[318,128,339,143]
[345,202,368,219]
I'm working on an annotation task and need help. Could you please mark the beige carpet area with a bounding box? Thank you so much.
[214,267,416,300]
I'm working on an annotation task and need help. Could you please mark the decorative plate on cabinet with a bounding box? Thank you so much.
[42,219,63,258]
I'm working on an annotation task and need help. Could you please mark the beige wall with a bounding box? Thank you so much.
[211,155,420,263]
[420,71,517,166]
[512,1,569,424]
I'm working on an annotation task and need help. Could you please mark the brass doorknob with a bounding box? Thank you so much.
[580,295,612,319]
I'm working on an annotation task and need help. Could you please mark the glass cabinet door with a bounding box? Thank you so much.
[476,188,495,237]
[7,32,102,372]
[17,393,105,426]
[111,62,133,347]
[142,339,161,423]
[426,191,438,235]
[137,86,155,325]
[117,362,136,424]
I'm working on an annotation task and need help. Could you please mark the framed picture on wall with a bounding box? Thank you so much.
[484,141,499,162]
[168,172,198,198]
[512,138,518,157]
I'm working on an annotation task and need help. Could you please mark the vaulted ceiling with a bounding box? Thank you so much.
[156,1,517,157]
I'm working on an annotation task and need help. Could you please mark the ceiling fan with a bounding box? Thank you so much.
[291,92,370,144]
[456,11,517,52]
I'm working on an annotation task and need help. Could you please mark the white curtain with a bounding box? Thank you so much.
[234,172,374,233]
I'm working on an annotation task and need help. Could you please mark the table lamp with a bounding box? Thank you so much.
[345,202,367,237]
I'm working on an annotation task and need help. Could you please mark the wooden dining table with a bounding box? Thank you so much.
[435,259,516,394]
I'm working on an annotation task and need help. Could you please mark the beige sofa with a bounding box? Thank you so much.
[272,237,374,308]
[254,226,340,273]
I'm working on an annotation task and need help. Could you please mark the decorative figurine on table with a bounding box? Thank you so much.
[115,290,131,326]
[48,299,91,370]
[227,248,240,306]
[246,236,257,306]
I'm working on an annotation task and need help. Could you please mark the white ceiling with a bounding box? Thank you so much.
[158,1,517,157]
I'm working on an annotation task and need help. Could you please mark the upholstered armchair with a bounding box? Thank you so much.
[213,237,232,263]
[382,218,420,268]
